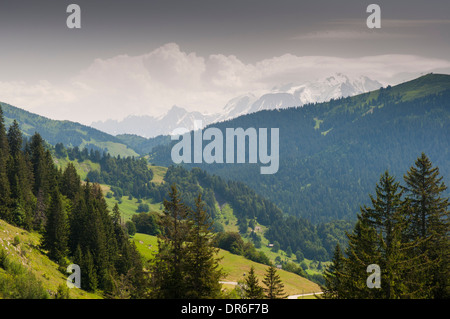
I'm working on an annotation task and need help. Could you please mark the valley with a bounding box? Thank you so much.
[50,151,330,284]
[0,73,448,300]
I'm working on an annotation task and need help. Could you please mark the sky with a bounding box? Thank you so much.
[0,0,450,125]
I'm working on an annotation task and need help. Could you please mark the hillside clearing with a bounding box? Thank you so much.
[0,219,101,299]
[131,233,322,297]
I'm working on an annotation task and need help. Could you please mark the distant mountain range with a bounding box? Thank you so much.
[1,73,449,226]
[148,73,450,223]
[216,73,382,121]
[91,106,218,139]
[91,73,383,138]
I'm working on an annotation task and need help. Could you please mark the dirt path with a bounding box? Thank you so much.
[219,281,323,299]
[287,292,323,299]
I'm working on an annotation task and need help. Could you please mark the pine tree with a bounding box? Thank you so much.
[391,199,426,298]
[322,243,345,299]
[87,184,114,292]
[33,189,47,232]
[6,120,35,229]
[118,240,148,299]
[29,133,49,197]
[42,187,69,264]
[328,158,449,299]
[0,106,11,222]
[68,190,89,254]
[185,194,224,298]
[84,248,99,292]
[60,162,81,201]
[243,266,264,299]
[336,171,431,299]
[28,133,59,231]
[362,171,403,247]
[262,266,286,299]
[403,153,449,298]
[359,171,413,298]
[342,216,381,299]
[112,202,146,295]
[150,184,191,298]
[112,203,122,227]
[7,120,22,158]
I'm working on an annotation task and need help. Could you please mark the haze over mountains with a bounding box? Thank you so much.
[91,73,382,138]
[2,73,448,224]
[148,73,450,223]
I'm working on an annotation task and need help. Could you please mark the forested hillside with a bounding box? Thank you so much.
[55,143,350,262]
[149,74,450,223]
[0,101,138,158]
[0,110,145,297]
[0,108,321,298]
[1,73,448,299]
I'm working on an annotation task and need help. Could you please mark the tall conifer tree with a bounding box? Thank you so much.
[359,171,413,298]
[42,187,69,264]
[60,162,81,201]
[243,266,264,299]
[322,244,345,299]
[0,106,11,222]
[150,184,190,298]
[6,120,35,229]
[342,216,381,298]
[262,266,286,299]
[403,153,449,298]
[185,194,224,298]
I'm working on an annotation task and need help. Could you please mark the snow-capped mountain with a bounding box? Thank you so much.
[214,92,297,123]
[216,73,383,122]
[289,73,383,105]
[91,73,383,138]
[91,106,216,138]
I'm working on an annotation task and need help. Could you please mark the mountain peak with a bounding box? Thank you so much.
[219,73,383,119]
[324,73,350,84]
[163,105,188,117]
[91,73,385,138]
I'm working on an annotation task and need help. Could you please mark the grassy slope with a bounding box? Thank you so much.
[217,250,321,296]
[391,73,450,101]
[0,101,138,158]
[101,164,167,221]
[149,165,168,184]
[0,219,101,299]
[53,157,101,181]
[1,157,162,298]
[80,139,139,158]
[54,156,325,292]
[104,192,163,221]
[214,201,329,277]
[53,158,166,221]
[0,215,321,299]
[131,233,322,297]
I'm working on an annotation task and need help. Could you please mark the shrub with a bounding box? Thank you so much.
[0,247,49,299]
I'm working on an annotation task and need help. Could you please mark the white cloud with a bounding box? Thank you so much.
[1,43,450,125]
[0,80,76,114]
[142,43,205,90]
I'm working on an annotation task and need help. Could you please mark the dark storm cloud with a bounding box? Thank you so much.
[1,0,449,66]
[0,0,449,123]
